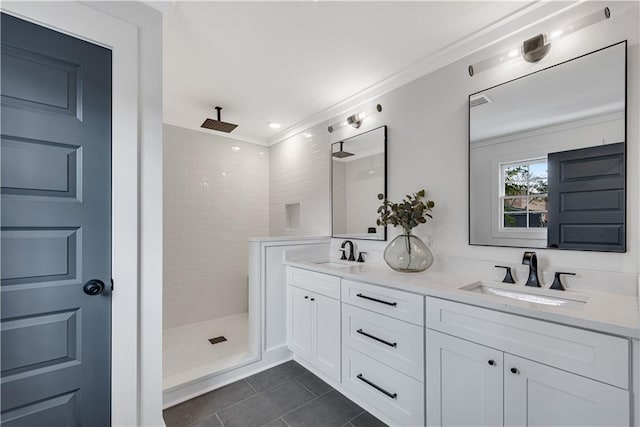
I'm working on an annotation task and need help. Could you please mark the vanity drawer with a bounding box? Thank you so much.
[341,279,424,325]
[426,297,629,389]
[342,345,424,427]
[342,304,424,380]
[287,267,340,299]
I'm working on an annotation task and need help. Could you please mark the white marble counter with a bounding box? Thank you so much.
[249,235,330,243]
[286,259,640,339]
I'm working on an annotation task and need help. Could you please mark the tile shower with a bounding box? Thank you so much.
[163,124,269,389]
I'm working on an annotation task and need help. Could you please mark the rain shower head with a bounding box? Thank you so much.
[332,141,354,158]
[201,106,238,133]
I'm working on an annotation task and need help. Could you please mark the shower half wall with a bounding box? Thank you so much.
[163,124,269,388]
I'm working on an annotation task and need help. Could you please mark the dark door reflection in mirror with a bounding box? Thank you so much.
[332,125,387,241]
[469,41,626,252]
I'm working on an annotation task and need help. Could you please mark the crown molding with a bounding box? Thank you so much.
[268,0,585,146]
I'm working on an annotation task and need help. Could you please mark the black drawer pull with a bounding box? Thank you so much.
[356,329,397,348]
[356,293,397,307]
[356,374,397,399]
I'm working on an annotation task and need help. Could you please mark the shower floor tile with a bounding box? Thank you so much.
[164,313,254,389]
[163,361,387,427]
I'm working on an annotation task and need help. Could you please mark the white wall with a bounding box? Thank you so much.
[163,124,270,329]
[269,2,640,290]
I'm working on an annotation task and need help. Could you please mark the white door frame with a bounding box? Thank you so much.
[1,2,140,425]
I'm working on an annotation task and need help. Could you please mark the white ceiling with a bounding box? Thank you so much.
[163,1,537,145]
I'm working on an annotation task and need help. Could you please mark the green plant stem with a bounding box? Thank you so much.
[404,229,412,270]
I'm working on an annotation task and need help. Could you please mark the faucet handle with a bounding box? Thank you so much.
[550,272,576,291]
[339,248,347,260]
[522,251,537,266]
[494,265,515,284]
[357,252,367,263]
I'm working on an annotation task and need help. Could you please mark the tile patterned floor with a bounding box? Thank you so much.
[163,361,388,427]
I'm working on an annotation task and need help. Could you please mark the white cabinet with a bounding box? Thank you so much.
[342,304,424,380]
[249,238,329,356]
[342,279,424,325]
[342,280,425,426]
[426,329,503,427]
[426,297,629,389]
[311,292,341,379]
[426,297,631,427]
[342,345,425,427]
[504,354,629,427]
[288,285,312,357]
[286,268,341,383]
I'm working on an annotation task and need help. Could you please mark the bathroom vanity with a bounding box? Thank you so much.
[285,261,639,427]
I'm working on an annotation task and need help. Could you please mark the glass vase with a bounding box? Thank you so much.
[383,230,434,273]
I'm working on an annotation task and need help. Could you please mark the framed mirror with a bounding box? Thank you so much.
[469,41,626,252]
[332,125,387,241]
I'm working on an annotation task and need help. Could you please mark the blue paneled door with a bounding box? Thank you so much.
[1,13,112,426]
[547,142,625,252]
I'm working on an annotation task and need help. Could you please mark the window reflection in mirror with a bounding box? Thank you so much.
[332,125,387,241]
[501,159,548,230]
[469,41,626,252]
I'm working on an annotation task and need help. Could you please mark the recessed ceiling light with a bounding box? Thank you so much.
[508,49,520,58]
[259,151,265,156]
[302,132,313,138]
[231,146,240,151]
[268,122,281,129]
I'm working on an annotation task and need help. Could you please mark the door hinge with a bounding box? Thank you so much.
[111,278,114,291]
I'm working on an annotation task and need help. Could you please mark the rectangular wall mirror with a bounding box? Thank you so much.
[332,125,387,241]
[469,41,626,252]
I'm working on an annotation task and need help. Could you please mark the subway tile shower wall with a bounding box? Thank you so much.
[269,131,331,236]
[163,124,269,329]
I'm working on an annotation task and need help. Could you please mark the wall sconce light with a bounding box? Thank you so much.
[328,104,382,133]
[468,7,611,77]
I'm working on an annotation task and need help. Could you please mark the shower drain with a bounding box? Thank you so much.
[208,336,227,345]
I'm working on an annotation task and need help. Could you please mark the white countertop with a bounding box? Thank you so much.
[249,235,330,243]
[286,259,640,339]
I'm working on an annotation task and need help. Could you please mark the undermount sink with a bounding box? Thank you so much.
[460,282,588,310]
[312,260,356,268]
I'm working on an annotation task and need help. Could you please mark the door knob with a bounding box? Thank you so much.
[488,360,496,366]
[83,279,105,295]
[510,367,519,375]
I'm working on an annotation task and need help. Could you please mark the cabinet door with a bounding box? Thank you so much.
[311,293,341,382]
[426,329,503,427]
[287,285,311,359]
[504,354,630,427]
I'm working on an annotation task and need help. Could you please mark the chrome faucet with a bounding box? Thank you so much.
[340,240,356,261]
[522,251,541,287]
